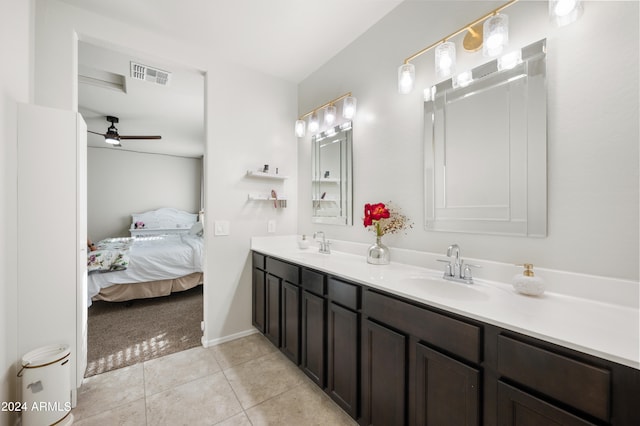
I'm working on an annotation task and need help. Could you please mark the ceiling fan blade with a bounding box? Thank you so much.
[119,135,162,140]
[88,130,106,136]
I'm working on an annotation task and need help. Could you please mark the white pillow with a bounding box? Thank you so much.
[189,222,204,236]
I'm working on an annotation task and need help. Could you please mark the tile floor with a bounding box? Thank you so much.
[72,333,357,425]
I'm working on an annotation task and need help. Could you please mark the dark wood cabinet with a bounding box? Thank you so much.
[497,381,596,426]
[251,252,640,426]
[413,342,480,426]
[265,274,281,347]
[327,301,359,419]
[361,319,406,426]
[281,280,300,364]
[301,289,325,387]
[252,267,266,333]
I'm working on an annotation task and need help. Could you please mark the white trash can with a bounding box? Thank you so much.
[19,344,74,426]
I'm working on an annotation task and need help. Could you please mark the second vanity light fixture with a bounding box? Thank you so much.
[398,0,583,94]
[295,92,356,138]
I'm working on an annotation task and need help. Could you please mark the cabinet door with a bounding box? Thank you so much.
[301,290,326,387]
[327,302,359,418]
[414,342,480,426]
[265,274,281,347]
[361,319,406,426]
[252,268,266,333]
[497,382,596,426]
[281,281,300,364]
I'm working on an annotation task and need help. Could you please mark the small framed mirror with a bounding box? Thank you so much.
[312,122,353,225]
[424,39,547,237]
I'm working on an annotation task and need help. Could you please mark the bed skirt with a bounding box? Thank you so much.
[92,272,203,303]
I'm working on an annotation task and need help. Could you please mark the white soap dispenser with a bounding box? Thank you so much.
[298,234,310,249]
[513,264,545,296]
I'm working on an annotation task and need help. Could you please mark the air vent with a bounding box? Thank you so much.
[130,62,171,86]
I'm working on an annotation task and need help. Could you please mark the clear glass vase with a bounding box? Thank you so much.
[367,236,390,265]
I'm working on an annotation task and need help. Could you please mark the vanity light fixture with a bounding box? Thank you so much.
[483,13,509,57]
[435,41,456,79]
[549,0,583,27]
[295,92,355,137]
[397,0,518,94]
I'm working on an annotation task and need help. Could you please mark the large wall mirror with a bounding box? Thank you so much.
[424,39,547,237]
[312,122,353,225]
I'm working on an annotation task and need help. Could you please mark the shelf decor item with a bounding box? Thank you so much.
[363,202,412,265]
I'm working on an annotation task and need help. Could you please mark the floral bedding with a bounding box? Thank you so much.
[87,237,134,273]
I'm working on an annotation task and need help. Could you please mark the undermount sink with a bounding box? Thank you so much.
[291,251,330,261]
[398,276,490,301]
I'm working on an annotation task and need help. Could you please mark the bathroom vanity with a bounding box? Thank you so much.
[251,238,639,425]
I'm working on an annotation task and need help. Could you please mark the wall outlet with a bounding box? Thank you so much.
[214,220,230,236]
[267,220,276,233]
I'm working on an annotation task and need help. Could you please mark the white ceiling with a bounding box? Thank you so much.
[65,0,404,157]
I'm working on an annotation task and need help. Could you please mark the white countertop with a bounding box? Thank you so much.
[251,236,640,370]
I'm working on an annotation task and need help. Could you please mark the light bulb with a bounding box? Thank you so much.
[435,42,456,79]
[398,63,415,94]
[308,111,319,133]
[324,105,336,126]
[483,13,508,57]
[549,0,583,26]
[294,119,306,137]
[342,96,357,120]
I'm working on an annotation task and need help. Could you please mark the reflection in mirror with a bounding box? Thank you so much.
[312,122,353,225]
[424,39,547,237]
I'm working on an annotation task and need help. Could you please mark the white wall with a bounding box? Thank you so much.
[298,1,639,281]
[87,148,202,241]
[1,1,33,425]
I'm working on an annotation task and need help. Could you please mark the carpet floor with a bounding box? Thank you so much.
[85,285,203,377]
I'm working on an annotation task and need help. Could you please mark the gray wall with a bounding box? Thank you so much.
[298,1,639,281]
[87,147,202,241]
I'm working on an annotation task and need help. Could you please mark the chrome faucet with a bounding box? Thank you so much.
[438,244,479,284]
[313,231,331,254]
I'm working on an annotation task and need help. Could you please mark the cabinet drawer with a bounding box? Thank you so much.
[328,278,360,310]
[363,290,480,364]
[497,335,611,421]
[266,257,300,284]
[302,268,326,296]
[252,252,265,270]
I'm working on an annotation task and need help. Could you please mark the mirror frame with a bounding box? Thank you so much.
[424,39,547,237]
[311,122,354,225]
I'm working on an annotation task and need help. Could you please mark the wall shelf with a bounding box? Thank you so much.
[246,170,289,180]
[248,193,289,201]
[312,178,340,184]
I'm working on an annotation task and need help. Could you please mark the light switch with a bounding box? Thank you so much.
[267,220,276,233]
[214,220,230,236]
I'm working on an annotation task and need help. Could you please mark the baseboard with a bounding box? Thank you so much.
[201,328,258,348]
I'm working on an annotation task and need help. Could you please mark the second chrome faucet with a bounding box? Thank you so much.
[313,231,331,254]
[439,244,478,284]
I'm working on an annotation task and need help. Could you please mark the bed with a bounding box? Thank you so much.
[87,208,204,306]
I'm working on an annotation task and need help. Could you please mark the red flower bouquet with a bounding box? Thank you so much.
[363,202,412,237]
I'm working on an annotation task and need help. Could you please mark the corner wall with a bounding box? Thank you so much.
[1,1,33,425]
[297,1,639,281]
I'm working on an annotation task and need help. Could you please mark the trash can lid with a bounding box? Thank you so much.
[21,344,70,368]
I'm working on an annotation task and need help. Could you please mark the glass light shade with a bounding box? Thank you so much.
[498,50,522,71]
[308,111,319,133]
[549,0,583,27]
[342,96,357,119]
[435,42,456,79]
[483,13,508,57]
[453,70,473,88]
[294,119,306,137]
[398,63,415,94]
[324,105,337,126]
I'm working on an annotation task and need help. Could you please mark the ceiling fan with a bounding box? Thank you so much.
[88,116,161,147]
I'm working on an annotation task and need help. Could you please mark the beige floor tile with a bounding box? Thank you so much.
[214,411,253,426]
[72,364,145,420]
[223,350,306,409]
[145,371,243,425]
[246,382,357,426]
[144,346,221,395]
[73,398,146,426]
[211,333,277,370]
